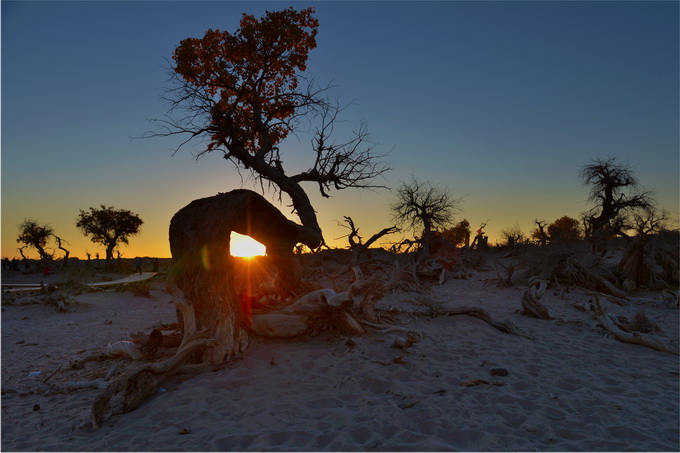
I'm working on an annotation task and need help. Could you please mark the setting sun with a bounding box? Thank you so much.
[230,232,266,258]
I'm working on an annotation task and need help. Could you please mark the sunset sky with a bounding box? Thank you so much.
[2,1,678,260]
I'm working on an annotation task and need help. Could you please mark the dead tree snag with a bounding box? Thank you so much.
[166,189,304,365]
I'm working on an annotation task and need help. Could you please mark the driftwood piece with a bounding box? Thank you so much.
[105,341,145,360]
[249,266,372,338]
[250,288,364,338]
[91,332,215,430]
[446,307,524,336]
[67,365,119,391]
[592,294,678,356]
[521,279,551,320]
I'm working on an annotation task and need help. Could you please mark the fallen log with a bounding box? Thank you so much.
[591,293,678,356]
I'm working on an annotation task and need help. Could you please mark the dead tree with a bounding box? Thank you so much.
[166,189,305,365]
[533,219,548,246]
[391,176,462,249]
[17,246,28,260]
[580,156,654,251]
[339,216,399,265]
[53,235,70,268]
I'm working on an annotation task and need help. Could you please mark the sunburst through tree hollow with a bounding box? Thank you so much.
[230,232,266,258]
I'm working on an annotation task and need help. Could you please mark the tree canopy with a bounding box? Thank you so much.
[17,219,54,261]
[155,7,390,248]
[548,216,583,242]
[76,205,143,266]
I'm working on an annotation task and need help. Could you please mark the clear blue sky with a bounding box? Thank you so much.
[2,1,678,259]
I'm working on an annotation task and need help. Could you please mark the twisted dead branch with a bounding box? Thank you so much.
[446,307,525,337]
[91,331,216,430]
[521,279,551,320]
[591,293,678,356]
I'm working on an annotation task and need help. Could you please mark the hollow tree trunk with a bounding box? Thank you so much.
[167,189,303,365]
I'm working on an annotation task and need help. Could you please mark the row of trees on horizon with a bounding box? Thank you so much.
[11,155,677,269]
[12,206,143,268]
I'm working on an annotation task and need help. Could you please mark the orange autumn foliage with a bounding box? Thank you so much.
[172,7,319,155]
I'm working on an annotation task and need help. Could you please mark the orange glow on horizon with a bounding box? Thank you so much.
[230,232,266,258]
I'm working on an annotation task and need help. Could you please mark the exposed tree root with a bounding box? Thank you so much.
[446,306,524,337]
[90,331,215,430]
[67,365,119,391]
[591,293,678,356]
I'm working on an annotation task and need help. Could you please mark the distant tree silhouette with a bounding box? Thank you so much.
[53,235,71,267]
[17,219,54,262]
[499,224,526,248]
[152,7,389,249]
[580,156,654,250]
[630,206,674,236]
[531,219,549,246]
[441,219,471,247]
[548,216,583,242]
[338,216,399,265]
[76,205,143,268]
[391,176,462,240]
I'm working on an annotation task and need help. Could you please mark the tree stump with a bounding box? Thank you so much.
[166,189,305,365]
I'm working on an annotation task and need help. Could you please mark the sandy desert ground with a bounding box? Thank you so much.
[1,248,679,452]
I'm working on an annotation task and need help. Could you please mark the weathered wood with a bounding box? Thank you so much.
[250,288,364,338]
[130,330,181,349]
[167,190,305,364]
[447,307,524,336]
[591,294,678,355]
[521,280,551,320]
[67,365,119,391]
[91,332,215,430]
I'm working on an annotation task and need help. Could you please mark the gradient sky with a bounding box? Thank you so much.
[2,1,679,260]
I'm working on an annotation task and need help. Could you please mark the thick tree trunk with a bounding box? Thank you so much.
[167,190,302,365]
[35,245,50,263]
[105,244,116,269]
[277,178,324,249]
